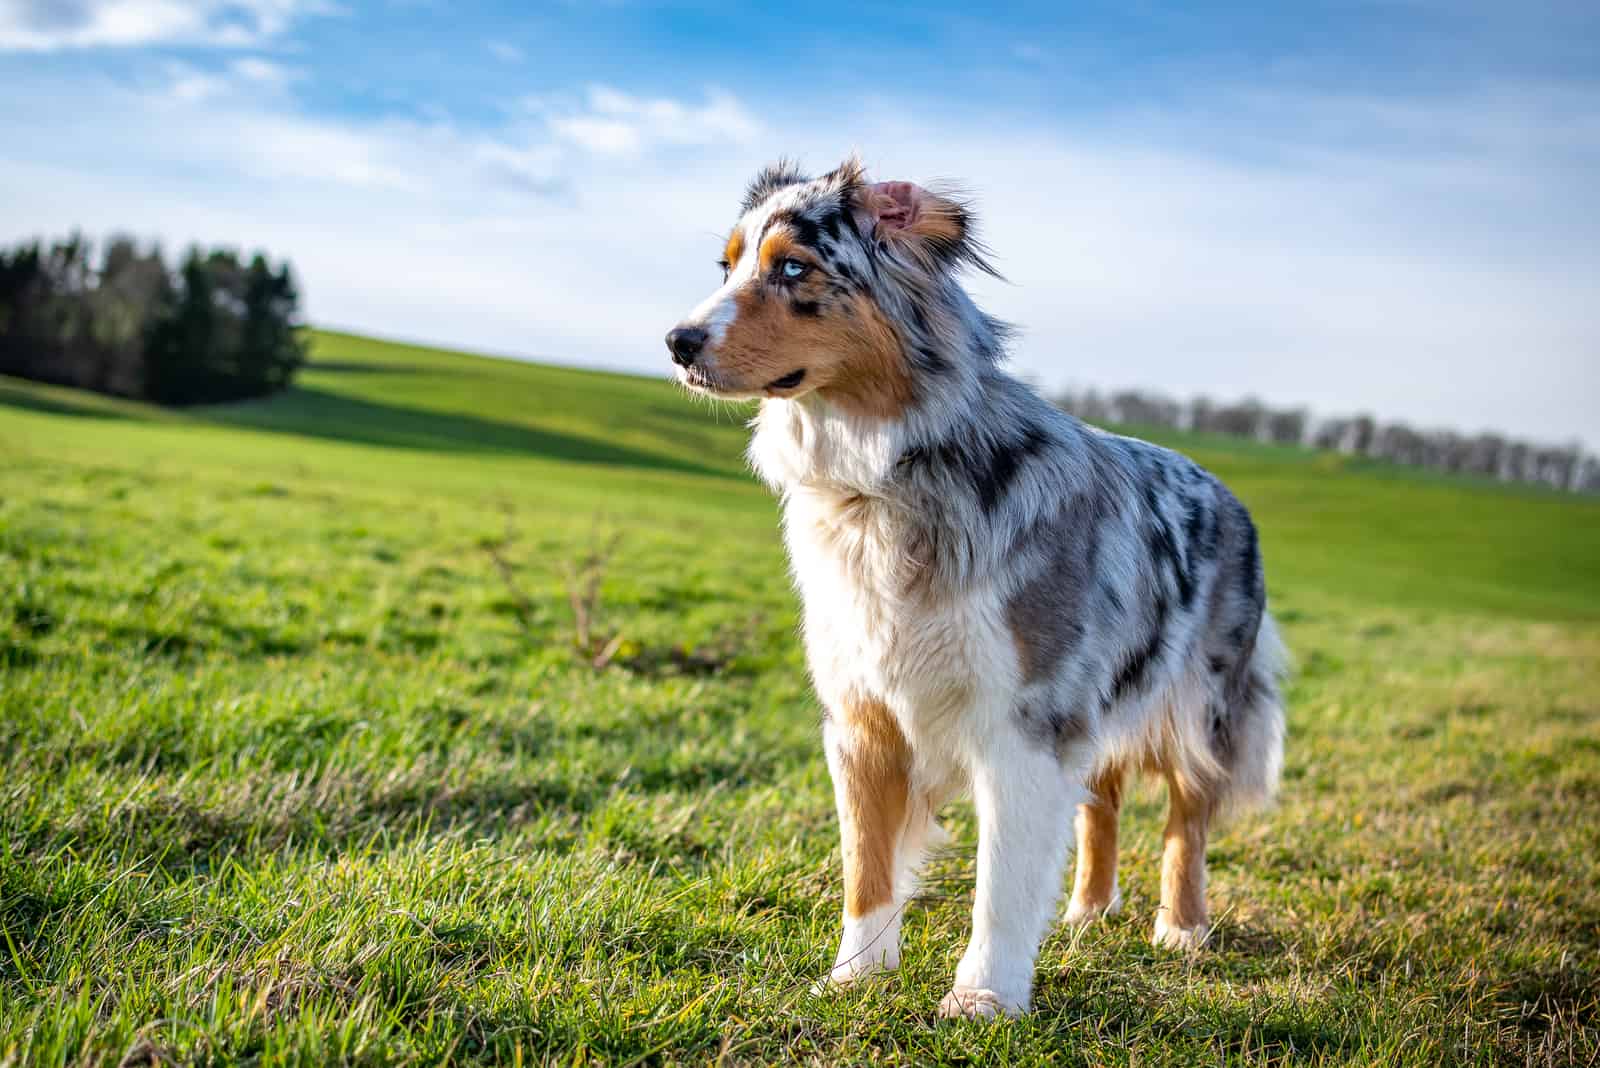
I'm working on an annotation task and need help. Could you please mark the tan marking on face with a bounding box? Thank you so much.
[834,694,910,918]
[723,229,744,269]
[711,239,915,420]
[757,231,795,272]
[817,294,916,419]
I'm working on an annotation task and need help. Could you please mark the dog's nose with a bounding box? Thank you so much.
[665,326,708,368]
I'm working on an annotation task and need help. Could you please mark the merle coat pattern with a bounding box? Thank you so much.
[666,158,1287,1018]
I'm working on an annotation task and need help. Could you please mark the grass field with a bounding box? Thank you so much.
[2,330,1598,1066]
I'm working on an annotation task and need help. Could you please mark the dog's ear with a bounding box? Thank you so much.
[865,182,959,240]
[855,179,999,277]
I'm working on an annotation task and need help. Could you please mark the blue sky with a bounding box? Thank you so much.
[1,1,1596,446]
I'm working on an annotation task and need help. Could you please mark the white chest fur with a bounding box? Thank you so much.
[782,485,1016,762]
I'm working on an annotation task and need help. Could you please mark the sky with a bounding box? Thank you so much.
[1,1,1596,447]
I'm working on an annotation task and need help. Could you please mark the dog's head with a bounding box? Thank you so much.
[665,158,996,420]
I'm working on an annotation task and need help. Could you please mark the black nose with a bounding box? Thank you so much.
[665,326,707,367]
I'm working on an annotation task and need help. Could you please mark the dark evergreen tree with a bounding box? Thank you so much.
[241,255,306,392]
[143,250,210,404]
[2,233,306,405]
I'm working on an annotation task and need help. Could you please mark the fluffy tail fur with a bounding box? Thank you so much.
[1215,612,1288,816]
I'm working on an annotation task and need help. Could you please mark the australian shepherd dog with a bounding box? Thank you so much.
[666,158,1287,1018]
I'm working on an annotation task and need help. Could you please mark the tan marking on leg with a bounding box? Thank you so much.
[1154,771,1214,950]
[834,695,911,918]
[1066,765,1123,925]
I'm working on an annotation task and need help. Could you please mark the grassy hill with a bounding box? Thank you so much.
[2,330,1597,1065]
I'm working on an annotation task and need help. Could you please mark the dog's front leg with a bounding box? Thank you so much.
[821,695,916,985]
[941,736,1083,1018]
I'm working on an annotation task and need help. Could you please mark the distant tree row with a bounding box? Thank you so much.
[1053,387,1599,495]
[0,233,306,405]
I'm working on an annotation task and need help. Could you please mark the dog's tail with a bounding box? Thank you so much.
[1214,611,1288,817]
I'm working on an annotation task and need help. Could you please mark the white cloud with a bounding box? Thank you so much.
[0,0,332,52]
[532,85,764,156]
[158,56,298,102]
[486,40,522,63]
[230,56,296,88]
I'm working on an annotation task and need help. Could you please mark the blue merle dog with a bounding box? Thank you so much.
[665,158,1287,1018]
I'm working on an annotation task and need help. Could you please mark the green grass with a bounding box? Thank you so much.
[1,329,1597,1066]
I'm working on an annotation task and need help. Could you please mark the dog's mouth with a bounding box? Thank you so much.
[678,364,752,400]
[679,365,712,388]
[678,365,807,399]
[764,369,807,393]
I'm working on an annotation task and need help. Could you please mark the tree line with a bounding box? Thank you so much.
[0,233,305,405]
[3,232,1591,493]
[1053,388,1599,495]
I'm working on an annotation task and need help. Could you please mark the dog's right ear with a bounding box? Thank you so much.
[864,182,963,245]
[854,178,998,277]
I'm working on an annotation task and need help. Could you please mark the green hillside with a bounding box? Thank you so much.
[2,330,1597,1065]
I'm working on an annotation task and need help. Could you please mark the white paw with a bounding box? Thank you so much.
[824,947,898,987]
[1063,885,1123,927]
[937,986,1026,1019]
[809,952,895,997]
[820,905,902,990]
[1152,914,1209,952]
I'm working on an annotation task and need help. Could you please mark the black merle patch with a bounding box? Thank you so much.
[977,424,1051,513]
[1208,699,1234,760]
[1145,485,1195,608]
[818,202,857,244]
[1239,518,1262,605]
[1227,619,1254,649]
[1005,499,1105,683]
[1109,594,1168,705]
[908,303,930,334]
[764,209,822,252]
[898,421,1052,516]
[1183,492,1218,561]
[742,161,808,213]
[912,345,948,374]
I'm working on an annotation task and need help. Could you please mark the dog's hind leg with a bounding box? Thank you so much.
[1153,771,1214,951]
[1064,764,1124,926]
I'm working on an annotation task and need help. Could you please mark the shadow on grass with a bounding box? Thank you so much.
[305,360,446,375]
[0,381,145,421]
[199,386,739,480]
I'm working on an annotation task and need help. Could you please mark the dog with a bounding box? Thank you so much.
[665,158,1286,1018]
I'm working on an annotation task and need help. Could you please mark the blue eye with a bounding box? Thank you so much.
[781,259,807,279]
